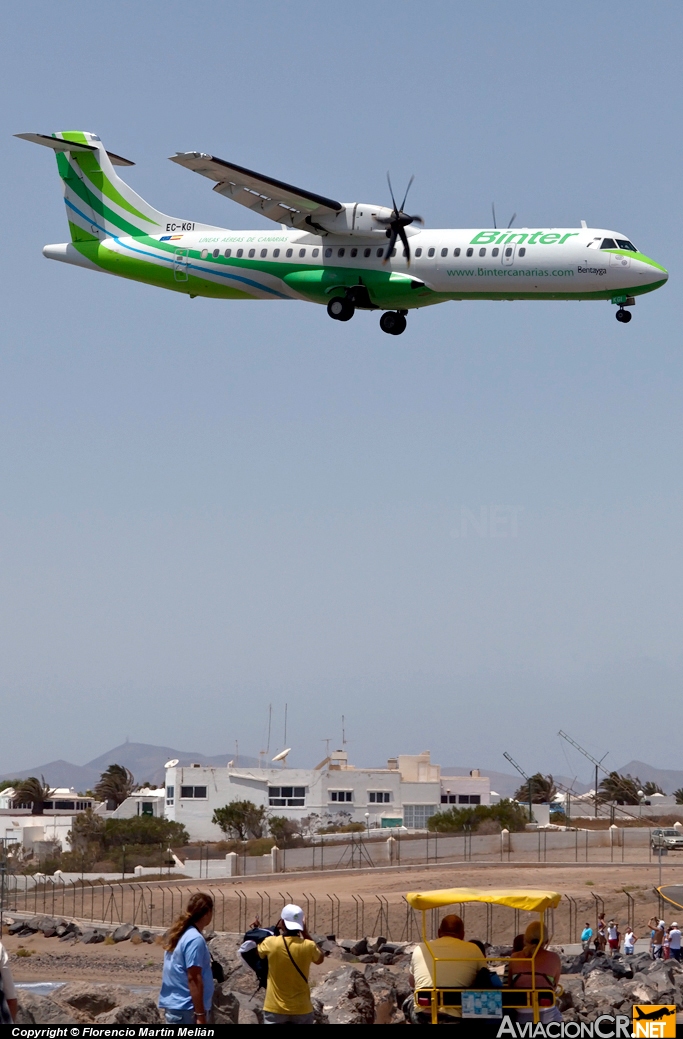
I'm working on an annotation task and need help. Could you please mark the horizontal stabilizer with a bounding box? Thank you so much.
[15,132,135,166]
[170,150,341,229]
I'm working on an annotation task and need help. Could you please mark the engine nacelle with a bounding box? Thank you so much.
[314,203,394,235]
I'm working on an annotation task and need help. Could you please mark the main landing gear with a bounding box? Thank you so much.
[616,308,632,323]
[327,297,355,322]
[379,311,407,335]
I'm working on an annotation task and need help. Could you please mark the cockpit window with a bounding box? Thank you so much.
[616,239,637,252]
[600,238,617,249]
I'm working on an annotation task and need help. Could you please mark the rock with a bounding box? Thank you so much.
[349,938,368,956]
[59,982,134,1017]
[55,924,69,937]
[39,916,58,936]
[561,953,586,974]
[80,928,105,944]
[623,978,659,1005]
[112,923,136,943]
[208,934,246,982]
[380,942,406,956]
[368,936,387,953]
[378,951,396,965]
[583,972,628,1009]
[363,965,404,1024]
[359,953,378,963]
[140,929,154,943]
[23,916,42,933]
[16,992,88,1024]
[212,983,240,1024]
[8,920,26,935]
[97,998,161,1024]
[313,965,375,1025]
[319,939,337,955]
[557,974,584,1011]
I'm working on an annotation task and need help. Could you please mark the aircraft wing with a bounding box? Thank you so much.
[169,151,342,230]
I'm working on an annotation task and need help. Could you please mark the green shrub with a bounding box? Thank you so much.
[427,800,529,833]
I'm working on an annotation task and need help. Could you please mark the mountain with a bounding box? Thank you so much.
[0,742,260,790]
[616,760,683,796]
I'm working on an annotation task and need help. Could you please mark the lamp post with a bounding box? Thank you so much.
[364,812,370,835]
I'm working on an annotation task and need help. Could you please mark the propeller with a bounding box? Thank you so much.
[376,174,423,265]
[492,203,517,229]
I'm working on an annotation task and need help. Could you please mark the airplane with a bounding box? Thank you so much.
[17,130,668,334]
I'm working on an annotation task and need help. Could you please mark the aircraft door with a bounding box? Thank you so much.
[502,244,516,267]
[173,248,189,282]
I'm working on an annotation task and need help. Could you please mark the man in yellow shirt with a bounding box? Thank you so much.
[258,904,324,1024]
[408,914,486,1023]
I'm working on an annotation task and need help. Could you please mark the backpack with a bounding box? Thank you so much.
[239,926,278,989]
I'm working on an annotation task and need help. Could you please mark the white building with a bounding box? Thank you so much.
[165,751,491,841]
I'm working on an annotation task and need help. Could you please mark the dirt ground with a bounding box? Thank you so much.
[4,860,677,985]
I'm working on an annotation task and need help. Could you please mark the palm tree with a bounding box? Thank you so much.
[13,776,52,815]
[513,773,558,804]
[94,764,136,808]
[672,788,683,805]
[642,781,665,796]
[598,771,641,805]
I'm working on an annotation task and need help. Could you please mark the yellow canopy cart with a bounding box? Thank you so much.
[405,887,562,1025]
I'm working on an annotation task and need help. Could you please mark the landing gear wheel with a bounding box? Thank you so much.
[379,311,407,335]
[616,308,632,323]
[327,297,354,322]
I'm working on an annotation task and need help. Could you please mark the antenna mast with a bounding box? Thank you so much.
[503,751,533,821]
[284,703,288,748]
[341,715,346,748]
[558,730,608,819]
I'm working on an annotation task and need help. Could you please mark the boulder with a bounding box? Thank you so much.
[318,939,337,955]
[207,934,246,982]
[367,936,387,954]
[8,920,26,935]
[313,965,375,1025]
[212,983,240,1024]
[97,998,162,1024]
[560,953,586,974]
[359,953,378,963]
[623,978,659,1005]
[16,992,88,1024]
[140,929,154,943]
[380,942,407,956]
[378,951,396,965]
[80,928,105,944]
[557,975,584,1011]
[112,923,136,943]
[59,982,134,1017]
[340,938,367,955]
[363,965,404,1024]
[39,916,59,936]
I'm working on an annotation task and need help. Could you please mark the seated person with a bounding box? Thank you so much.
[509,921,562,1024]
[407,914,486,1023]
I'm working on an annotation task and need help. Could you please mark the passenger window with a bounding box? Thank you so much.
[616,239,637,251]
[415,247,422,257]
[466,248,473,257]
[453,248,460,257]
[299,248,306,257]
[364,247,371,258]
[441,247,448,257]
[248,248,255,258]
[200,248,208,259]
[273,248,280,257]
[224,248,231,258]
[236,248,243,257]
[518,247,526,257]
[376,247,384,257]
[337,248,345,257]
[312,248,319,257]
[428,247,435,257]
[213,248,220,258]
[492,248,499,257]
[600,238,616,249]
[479,248,486,257]
[286,248,293,257]
[505,247,512,257]
[260,248,267,258]
[325,248,332,258]
[350,247,357,257]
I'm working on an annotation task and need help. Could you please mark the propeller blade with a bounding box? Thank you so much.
[507,212,517,228]
[398,225,411,266]
[492,202,497,229]
[386,172,399,215]
[409,215,424,225]
[383,228,398,265]
[399,175,415,214]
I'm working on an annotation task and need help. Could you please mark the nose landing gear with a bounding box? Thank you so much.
[379,311,407,335]
[615,308,632,323]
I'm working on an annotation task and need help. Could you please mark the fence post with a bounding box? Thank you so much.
[225,852,240,877]
[386,836,396,865]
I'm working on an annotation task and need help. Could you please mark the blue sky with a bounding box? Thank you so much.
[1,1,682,785]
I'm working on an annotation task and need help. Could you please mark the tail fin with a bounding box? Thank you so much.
[16,131,215,242]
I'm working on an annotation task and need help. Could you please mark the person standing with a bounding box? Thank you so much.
[581,922,593,952]
[257,904,324,1025]
[623,927,637,956]
[159,892,214,1025]
[0,939,17,1023]
[668,922,681,962]
[652,920,665,959]
[607,920,620,957]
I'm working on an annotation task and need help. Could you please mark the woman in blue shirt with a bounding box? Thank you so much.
[159,892,214,1025]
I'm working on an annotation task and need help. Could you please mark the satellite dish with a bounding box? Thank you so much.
[272,748,291,764]
[164,758,179,769]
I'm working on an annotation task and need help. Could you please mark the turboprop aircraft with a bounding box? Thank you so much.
[17,130,668,334]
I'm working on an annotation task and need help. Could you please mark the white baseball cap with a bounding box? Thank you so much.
[281,903,305,931]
